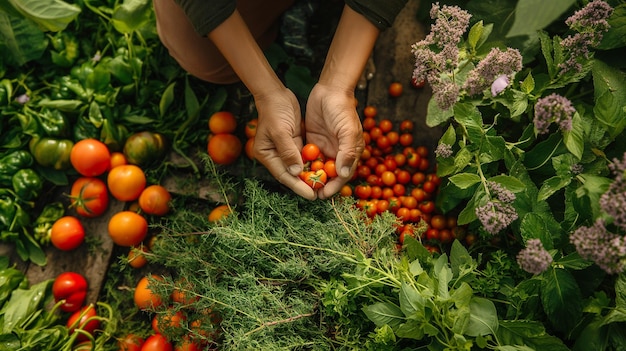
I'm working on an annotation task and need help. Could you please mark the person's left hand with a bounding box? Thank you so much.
[304,83,364,199]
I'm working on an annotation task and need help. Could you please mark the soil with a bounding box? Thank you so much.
[0,0,441,306]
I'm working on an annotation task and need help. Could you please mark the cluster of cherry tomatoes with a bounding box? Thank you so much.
[340,102,465,252]
[124,273,221,351]
[299,143,338,189]
[207,111,244,165]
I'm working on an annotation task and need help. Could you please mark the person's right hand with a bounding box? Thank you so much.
[252,87,317,200]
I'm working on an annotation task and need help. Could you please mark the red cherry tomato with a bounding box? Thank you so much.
[50,216,85,251]
[67,305,100,342]
[141,334,173,351]
[52,272,88,313]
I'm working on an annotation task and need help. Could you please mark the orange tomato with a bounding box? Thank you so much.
[107,164,147,201]
[70,138,111,177]
[244,118,258,139]
[207,133,242,165]
[134,275,163,310]
[208,111,237,134]
[108,211,148,247]
[128,246,149,269]
[208,204,231,223]
[388,82,403,97]
[138,185,172,216]
[244,138,255,160]
[109,151,127,169]
[50,216,85,251]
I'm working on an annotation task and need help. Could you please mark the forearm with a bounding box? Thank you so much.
[208,10,284,96]
[318,5,380,92]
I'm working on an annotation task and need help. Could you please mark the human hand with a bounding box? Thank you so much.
[304,83,364,199]
[253,87,316,200]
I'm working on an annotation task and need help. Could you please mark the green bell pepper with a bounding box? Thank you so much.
[12,169,43,201]
[37,108,70,137]
[28,136,74,171]
[0,150,33,186]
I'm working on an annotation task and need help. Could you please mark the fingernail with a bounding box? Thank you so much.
[288,165,302,176]
[340,166,351,178]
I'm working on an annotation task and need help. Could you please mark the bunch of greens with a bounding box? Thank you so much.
[0,255,116,350]
[412,0,626,348]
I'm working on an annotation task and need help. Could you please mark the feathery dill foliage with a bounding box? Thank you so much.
[148,174,399,350]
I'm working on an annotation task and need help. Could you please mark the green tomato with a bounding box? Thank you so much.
[29,137,74,171]
[123,131,168,167]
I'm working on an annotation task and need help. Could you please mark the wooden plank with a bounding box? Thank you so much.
[367,0,443,149]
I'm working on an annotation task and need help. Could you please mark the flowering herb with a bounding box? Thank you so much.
[413,0,626,347]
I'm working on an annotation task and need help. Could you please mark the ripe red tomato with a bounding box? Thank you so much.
[381,171,396,187]
[363,105,378,118]
[439,229,454,244]
[70,177,109,218]
[70,138,111,177]
[208,111,237,134]
[301,143,321,162]
[300,169,327,189]
[411,76,426,89]
[354,184,372,200]
[423,180,437,194]
[378,119,393,133]
[419,200,436,214]
[119,334,145,351]
[207,133,242,165]
[67,305,100,342]
[174,337,202,351]
[107,164,147,201]
[388,82,403,97]
[50,216,85,251]
[208,204,231,223]
[399,133,414,147]
[141,334,173,351]
[430,214,447,230]
[399,120,414,133]
[52,272,88,313]
[362,117,377,131]
[138,185,172,216]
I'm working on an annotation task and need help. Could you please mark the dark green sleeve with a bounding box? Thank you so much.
[345,0,408,31]
[174,0,237,36]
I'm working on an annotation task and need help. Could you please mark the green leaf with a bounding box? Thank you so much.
[541,267,583,333]
[111,0,151,34]
[440,124,457,147]
[555,252,593,270]
[468,20,485,50]
[519,212,554,249]
[497,320,570,351]
[159,82,176,118]
[449,240,473,278]
[563,112,584,160]
[426,96,454,127]
[615,274,626,310]
[362,302,404,329]
[488,175,526,193]
[0,11,47,66]
[465,297,498,336]
[520,72,535,94]
[0,279,51,333]
[6,0,80,32]
[506,0,575,38]
[598,4,626,50]
[399,282,425,318]
[449,173,481,189]
[537,175,571,201]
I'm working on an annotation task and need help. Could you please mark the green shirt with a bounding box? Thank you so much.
[174,0,408,36]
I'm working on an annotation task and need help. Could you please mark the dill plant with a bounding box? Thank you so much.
[146,156,400,349]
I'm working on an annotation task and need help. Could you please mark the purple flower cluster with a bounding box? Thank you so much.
[571,219,626,275]
[559,0,613,75]
[533,93,575,135]
[411,3,471,110]
[435,143,453,158]
[475,181,518,234]
[516,239,553,275]
[463,48,523,96]
[599,154,626,230]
